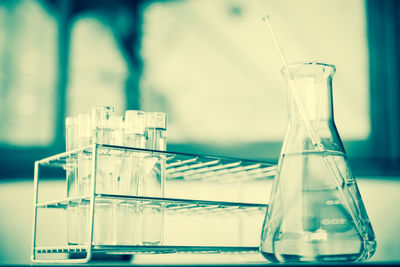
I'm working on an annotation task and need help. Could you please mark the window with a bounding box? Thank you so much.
[0,0,399,178]
[140,0,369,144]
[0,0,58,178]
[0,0,56,147]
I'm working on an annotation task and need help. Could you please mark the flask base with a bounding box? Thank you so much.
[261,251,361,263]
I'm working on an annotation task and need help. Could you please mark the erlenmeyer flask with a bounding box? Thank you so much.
[260,62,376,262]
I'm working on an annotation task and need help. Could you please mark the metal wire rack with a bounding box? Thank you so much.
[32,144,276,263]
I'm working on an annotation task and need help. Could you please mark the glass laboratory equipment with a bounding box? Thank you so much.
[260,62,376,263]
[76,113,92,245]
[66,117,78,151]
[91,106,116,245]
[112,116,124,147]
[66,116,79,197]
[124,110,146,149]
[140,112,167,245]
[77,113,92,196]
[66,117,78,198]
[116,110,145,245]
[65,116,78,245]
[91,106,115,194]
[110,115,124,194]
[120,110,146,196]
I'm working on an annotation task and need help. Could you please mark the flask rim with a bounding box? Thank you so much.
[281,61,336,76]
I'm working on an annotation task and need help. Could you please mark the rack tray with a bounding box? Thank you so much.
[36,144,277,182]
[34,245,260,256]
[37,194,267,216]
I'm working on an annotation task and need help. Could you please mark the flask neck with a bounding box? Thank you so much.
[283,62,335,123]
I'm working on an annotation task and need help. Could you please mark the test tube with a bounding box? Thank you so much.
[91,106,114,194]
[77,114,92,195]
[76,113,92,245]
[125,110,146,149]
[91,106,114,144]
[141,112,167,246]
[145,112,167,152]
[66,116,78,196]
[91,106,116,245]
[111,115,124,195]
[65,116,78,245]
[123,110,146,195]
[66,116,78,151]
[112,116,124,147]
[115,110,146,245]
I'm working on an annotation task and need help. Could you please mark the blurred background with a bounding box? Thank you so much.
[0,0,399,264]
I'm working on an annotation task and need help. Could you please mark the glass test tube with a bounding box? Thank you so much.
[91,106,116,245]
[116,110,146,245]
[65,116,78,245]
[111,115,124,195]
[112,116,125,146]
[109,115,133,245]
[66,116,78,196]
[91,106,115,194]
[77,113,92,245]
[141,112,167,245]
[77,114,92,195]
[123,110,146,195]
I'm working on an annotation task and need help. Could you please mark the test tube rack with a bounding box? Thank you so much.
[32,144,276,263]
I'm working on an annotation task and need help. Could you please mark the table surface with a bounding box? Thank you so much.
[0,178,399,265]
